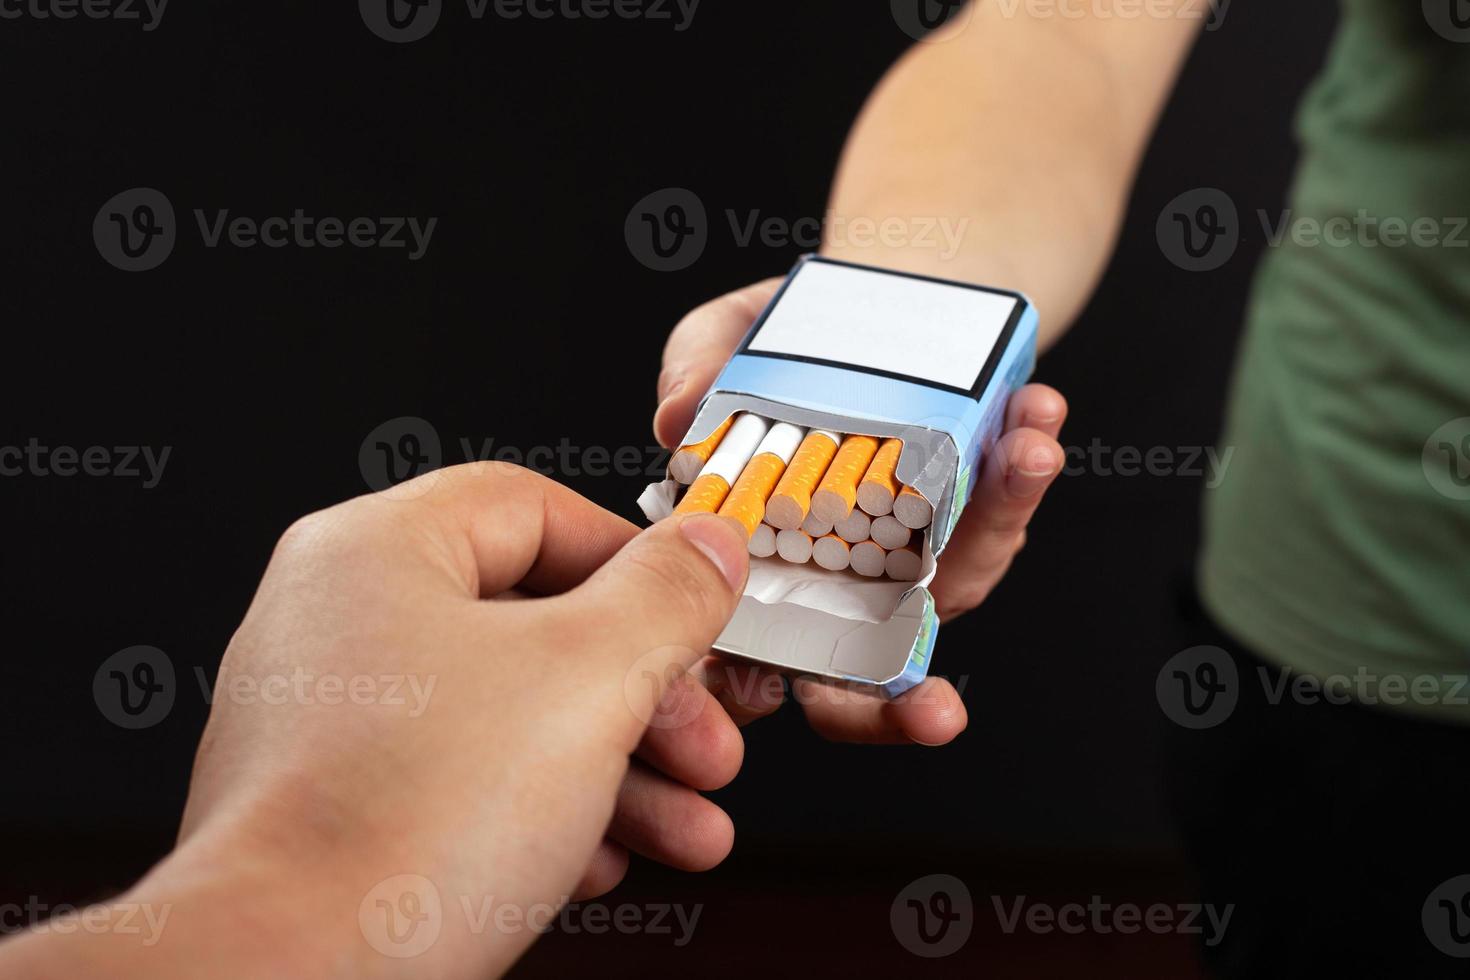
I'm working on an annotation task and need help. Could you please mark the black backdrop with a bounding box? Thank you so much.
[2,1,1337,974]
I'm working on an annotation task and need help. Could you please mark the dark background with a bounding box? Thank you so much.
[1,1,1337,974]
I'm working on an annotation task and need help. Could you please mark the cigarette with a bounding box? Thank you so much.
[810,435,880,525]
[765,430,842,530]
[673,413,771,516]
[717,422,807,538]
[893,484,934,530]
[776,528,814,564]
[856,438,903,517]
[669,414,735,485]
[849,540,887,578]
[811,533,851,572]
[884,541,923,582]
[802,512,834,538]
[749,522,777,558]
[834,506,872,544]
[870,514,912,551]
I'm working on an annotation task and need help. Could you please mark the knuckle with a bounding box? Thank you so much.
[624,547,730,631]
[272,508,348,562]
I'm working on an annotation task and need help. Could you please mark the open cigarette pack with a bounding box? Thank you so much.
[640,256,1037,696]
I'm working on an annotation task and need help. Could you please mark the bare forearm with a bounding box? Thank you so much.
[823,2,1201,348]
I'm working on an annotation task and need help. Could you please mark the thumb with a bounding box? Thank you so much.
[558,514,749,728]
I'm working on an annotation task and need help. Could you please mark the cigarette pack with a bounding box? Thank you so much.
[640,256,1038,696]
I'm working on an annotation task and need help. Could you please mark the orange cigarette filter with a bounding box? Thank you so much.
[716,422,807,538]
[669,415,735,485]
[765,431,840,530]
[811,435,880,525]
[856,438,903,517]
[717,453,787,537]
[674,473,731,515]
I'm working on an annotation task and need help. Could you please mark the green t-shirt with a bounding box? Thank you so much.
[1200,0,1470,723]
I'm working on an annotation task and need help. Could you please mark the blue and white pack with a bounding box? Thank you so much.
[641,255,1038,696]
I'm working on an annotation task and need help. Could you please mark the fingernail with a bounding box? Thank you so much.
[1018,446,1059,477]
[679,515,748,593]
[657,367,685,405]
[652,381,685,449]
[1025,412,1060,428]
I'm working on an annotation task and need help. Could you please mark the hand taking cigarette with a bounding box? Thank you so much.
[654,278,1068,747]
[3,464,754,980]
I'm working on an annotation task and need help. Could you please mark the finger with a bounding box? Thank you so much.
[550,513,749,738]
[653,278,784,449]
[571,839,630,901]
[1005,383,1068,441]
[634,671,744,792]
[319,462,640,600]
[929,427,1063,620]
[607,762,735,873]
[795,676,968,746]
[694,658,787,727]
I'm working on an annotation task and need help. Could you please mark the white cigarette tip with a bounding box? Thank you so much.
[749,523,777,558]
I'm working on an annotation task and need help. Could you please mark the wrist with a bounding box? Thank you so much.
[0,826,367,980]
